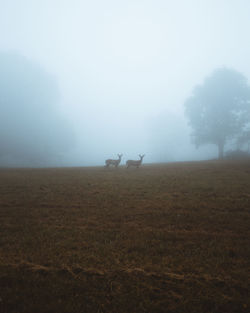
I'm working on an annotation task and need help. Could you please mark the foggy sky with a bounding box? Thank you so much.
[1,0,250,166]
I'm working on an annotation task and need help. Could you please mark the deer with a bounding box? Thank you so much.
[105,154,123,168]
[126,154,145,168]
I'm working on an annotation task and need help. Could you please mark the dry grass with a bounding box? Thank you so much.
[0,160,250,312]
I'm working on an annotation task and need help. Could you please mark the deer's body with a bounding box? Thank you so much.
[126,154,145,168]
[105,154,122,168]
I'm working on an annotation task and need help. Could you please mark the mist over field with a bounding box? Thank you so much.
[1,3,250,311]
[1,0,250,166]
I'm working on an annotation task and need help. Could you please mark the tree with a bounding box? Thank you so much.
[184,68,250,159]
[237,129,250,152]
[0,51,74,166]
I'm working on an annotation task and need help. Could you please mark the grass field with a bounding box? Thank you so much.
[0,160,250,313]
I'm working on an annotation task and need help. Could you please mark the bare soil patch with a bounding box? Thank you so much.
[0,161,250,312]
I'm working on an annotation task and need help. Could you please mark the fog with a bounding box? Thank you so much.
[1,0,250,166]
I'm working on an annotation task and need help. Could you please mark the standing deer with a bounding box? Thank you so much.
[126,154,145,168]
[105,154,123,168]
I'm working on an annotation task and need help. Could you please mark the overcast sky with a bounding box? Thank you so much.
[1,0,250,165]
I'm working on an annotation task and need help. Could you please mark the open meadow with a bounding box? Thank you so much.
[0,160,250,313]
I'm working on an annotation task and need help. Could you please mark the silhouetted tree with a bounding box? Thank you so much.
[184,68,250,159]
[237,129,250,152]
[0,51,74,166]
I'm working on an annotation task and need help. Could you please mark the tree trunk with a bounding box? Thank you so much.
[218,141,224,160]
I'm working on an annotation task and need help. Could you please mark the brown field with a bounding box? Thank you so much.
[0,160,250,313]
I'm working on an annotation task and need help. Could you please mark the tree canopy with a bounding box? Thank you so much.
[0,52,74,166]
[184,68,250,159]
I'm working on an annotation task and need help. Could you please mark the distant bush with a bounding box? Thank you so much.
[225,149,250,160]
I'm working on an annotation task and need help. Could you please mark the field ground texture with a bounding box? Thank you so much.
[0,161,250,313]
